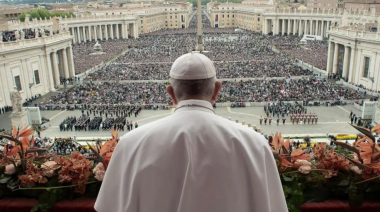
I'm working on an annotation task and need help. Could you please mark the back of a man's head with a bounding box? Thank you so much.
[167,53,221,104]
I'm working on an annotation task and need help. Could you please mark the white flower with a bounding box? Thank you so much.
[95,170,105,181]
[298,165,312,174]
[350,165,362,175]
[4,164,16,175]
[93,162,105,174]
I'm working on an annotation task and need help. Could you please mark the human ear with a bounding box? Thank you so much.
[211,81,222,103]
[166,85,178,105]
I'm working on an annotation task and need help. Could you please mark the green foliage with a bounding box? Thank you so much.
[347,182,364,207]
[0,174,11,184]
[281,173,304,212]
[19,9,75,22]
[0,166,5,175]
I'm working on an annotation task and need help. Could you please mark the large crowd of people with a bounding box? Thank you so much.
[72,39,132,74]
[0,10,372,133]
[38,77,366,107]
[274,36,328,70]
[87,60,311,81]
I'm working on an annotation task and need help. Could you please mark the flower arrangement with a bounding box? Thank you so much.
[273,124,380,212]
[1,124,380,212]
[0,126,119,212]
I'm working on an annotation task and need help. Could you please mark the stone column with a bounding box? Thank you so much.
[342,46,350,79]
[326,41,334,73]
[52,51,60,88]
[298,19,302,35]
[116,24,120,39]
[110,24,114,39]
[287,19,291,35]
[273,19,278,35]
[321,21,325,37]
[134,23,138,38]
[281,19,285,35]
[327,21,331,32]
[348,47,356,82]
[100,25,103,40]
[88,25,92,41]
[77,27,81,43]
[121,23,126,39]
[67,46,75,78]
[74,28,78,44]
[45,53,55,91]
[71,28,76,43]
[105,24,109,40]
[125,23,130,39]
[82,26,86,42]
[293,19,296,35]
[315,21,319,36]
[94,25,98,41]
[309,20,313,35]
[262,19,267,34]
[62,49,69,79]
[304,20,307,34]
[332,42,339,74]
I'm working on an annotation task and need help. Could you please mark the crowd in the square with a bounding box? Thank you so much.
[72,39,132,74]
[38,77,366,108]
[274,36,328,70]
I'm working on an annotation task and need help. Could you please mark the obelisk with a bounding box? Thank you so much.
[197,0,204,51]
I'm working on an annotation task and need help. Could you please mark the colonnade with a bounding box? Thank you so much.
[326,41,354,81]
[68,23,138,44]
[46,46,75,89]
[263,18,333,38]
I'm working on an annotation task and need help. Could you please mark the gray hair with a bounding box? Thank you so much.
[169,77,216,100]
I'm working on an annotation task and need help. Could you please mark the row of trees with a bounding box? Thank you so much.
[19,9,75,22]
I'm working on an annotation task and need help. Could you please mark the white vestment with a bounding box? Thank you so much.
[95,99,287,212]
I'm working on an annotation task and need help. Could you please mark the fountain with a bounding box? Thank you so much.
[90,41,106,55]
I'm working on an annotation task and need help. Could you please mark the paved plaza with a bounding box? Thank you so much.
[0,103,362,139]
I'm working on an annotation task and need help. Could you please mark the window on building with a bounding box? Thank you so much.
[14,76,22,91]
[34,70,40,85]
[363,57,370,78]
[258,17,260,21]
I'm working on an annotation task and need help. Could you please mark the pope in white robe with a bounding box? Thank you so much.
[95,53,288,212]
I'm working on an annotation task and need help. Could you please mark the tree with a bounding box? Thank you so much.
[19,9,75,22]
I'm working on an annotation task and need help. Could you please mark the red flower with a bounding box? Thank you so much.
[55,152,93,194]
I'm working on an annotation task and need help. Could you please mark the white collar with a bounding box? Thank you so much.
[175,100,215,114]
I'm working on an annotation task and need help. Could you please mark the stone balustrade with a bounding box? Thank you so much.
[0,31,72,51]
[329,27,380,40]
[8,18,53,30]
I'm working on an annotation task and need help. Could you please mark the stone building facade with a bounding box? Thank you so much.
[0,32,74,107]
